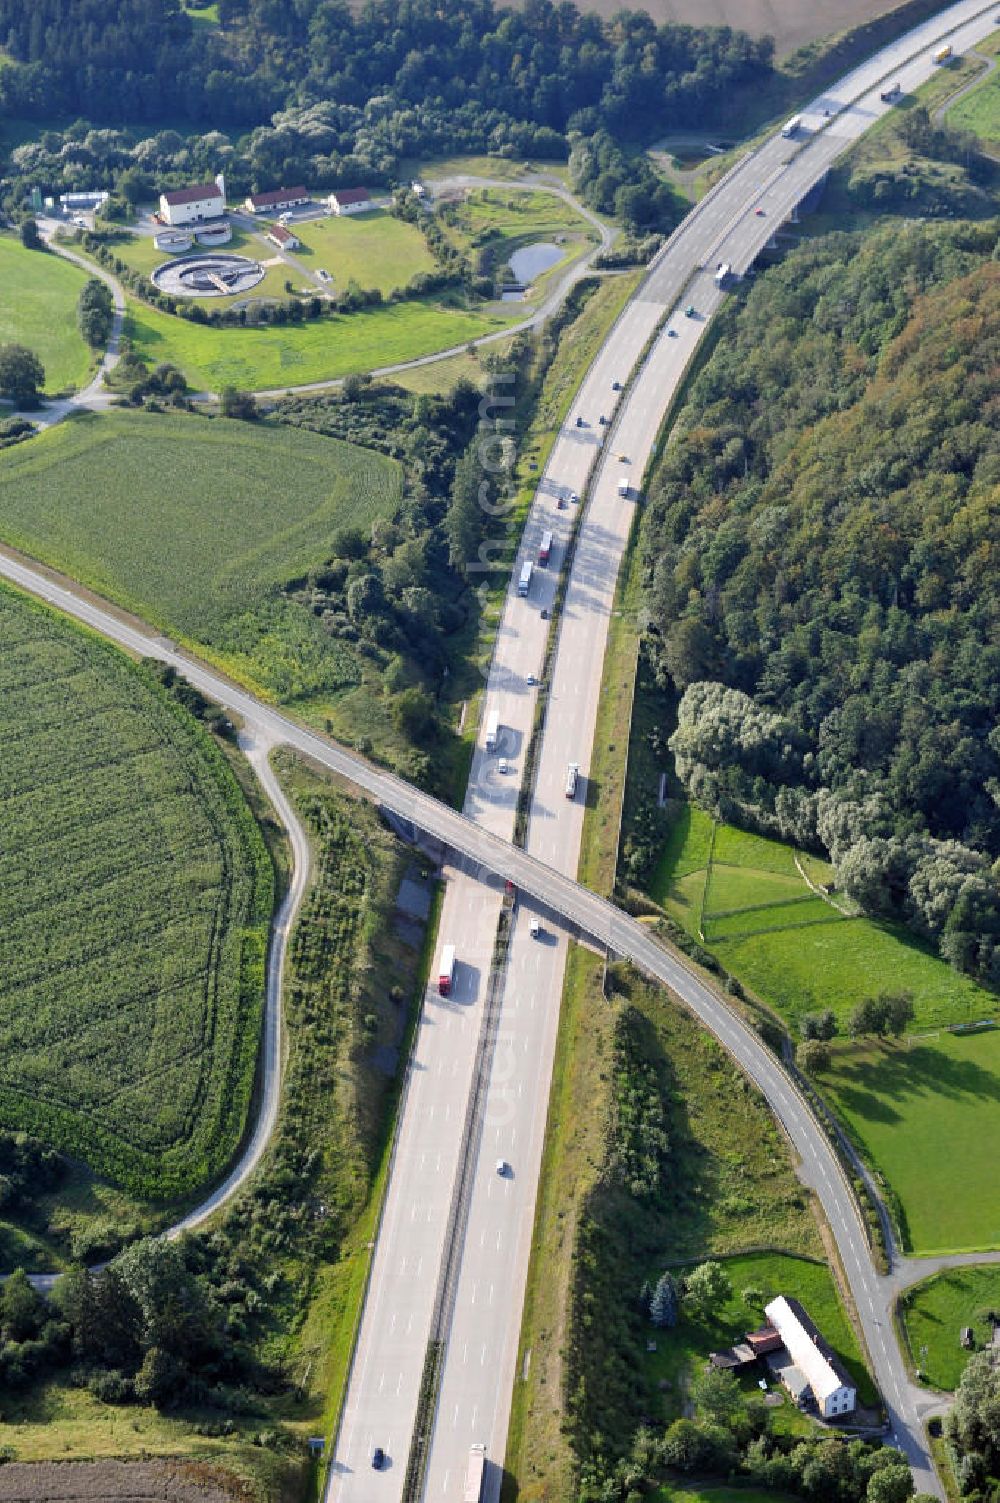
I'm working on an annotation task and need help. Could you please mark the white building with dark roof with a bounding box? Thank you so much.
[764,1296,857,1418]
[326,187,373,215]
[245,185,310,214]
[159,173,226,226]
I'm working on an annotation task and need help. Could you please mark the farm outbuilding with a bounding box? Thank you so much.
[326,187,373,216]
[245,185,310,214]
[267,223,300,250]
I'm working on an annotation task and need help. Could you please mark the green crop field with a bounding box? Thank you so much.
[124,293,507,392]
[0,235,94,394]
[0,409,400,703]
[0,583,272,1198]
[819,1029,1000,1254]
[292,209,436,293]
[901,1266,1000,1389]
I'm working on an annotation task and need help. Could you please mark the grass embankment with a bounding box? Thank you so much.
[0,407,399,703]
[0,234,94,393]
[0,583,271,1199]
[0,754,435,1503]
[901,1266,1000,1390]
[504,950,830,1500]
[944,31,1000,148]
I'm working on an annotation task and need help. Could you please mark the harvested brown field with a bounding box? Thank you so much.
[516,0,912,60]
[0,1460,249,1503]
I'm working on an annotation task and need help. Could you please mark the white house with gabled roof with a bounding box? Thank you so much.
[764,1296,857,1418]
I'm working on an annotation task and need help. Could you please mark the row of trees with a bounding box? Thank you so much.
[641,220,1000,983]
[77,276,113,348]
[580,1363,930,1503]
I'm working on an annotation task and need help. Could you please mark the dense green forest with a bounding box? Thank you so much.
[0,0,763,160]
[639,220,1000,983]
[0,0,769,207]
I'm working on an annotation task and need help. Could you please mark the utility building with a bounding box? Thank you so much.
[160,173,226,226]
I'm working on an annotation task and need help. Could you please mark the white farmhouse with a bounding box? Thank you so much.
[326,187,373,216]
[159,173,226,226]
[764,1296,857,1418]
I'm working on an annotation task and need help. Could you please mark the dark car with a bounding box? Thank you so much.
[541,608,549,619]
[575,415,584,427]
[611,380,621,390]
[372,1447,386,1470]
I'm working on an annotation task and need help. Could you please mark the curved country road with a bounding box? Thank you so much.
[167,723,311,1238]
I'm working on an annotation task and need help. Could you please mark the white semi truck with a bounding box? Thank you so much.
[464,1443,486,1501]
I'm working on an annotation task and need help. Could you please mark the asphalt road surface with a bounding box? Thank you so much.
[4,6,998,1494]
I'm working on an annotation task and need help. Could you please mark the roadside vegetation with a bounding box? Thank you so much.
[0,753,433,1503]
[0,583,271,1200]
[0,233,94,393]
[503,947,873,1501]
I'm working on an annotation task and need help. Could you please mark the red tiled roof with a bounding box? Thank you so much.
[331,187,370,205]
[249,186,308,208]
[162,182,223,207]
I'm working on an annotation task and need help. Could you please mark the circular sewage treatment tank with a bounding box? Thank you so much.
[150,252,265,299]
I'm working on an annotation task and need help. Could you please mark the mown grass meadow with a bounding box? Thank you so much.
[0,234,94,393]
[0,583,272,1197]
[901,1265,1000,1389]
[124,293,508,391]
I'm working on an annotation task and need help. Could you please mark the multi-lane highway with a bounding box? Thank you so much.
[420,5,1000,1498]
[3,6,998,1497]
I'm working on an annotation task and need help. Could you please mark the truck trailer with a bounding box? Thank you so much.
[934,44,952,63]
[565,762,580,799]
[781,115,802,138]
[438,944,456,996]
[518,560,533,597]
[880,81,902,102]
[538,529,553,566]
[464,1444,487,1502]
[485,710,500,753]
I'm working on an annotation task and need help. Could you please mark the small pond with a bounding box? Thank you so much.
[501,241,564,299]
